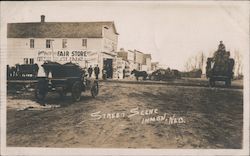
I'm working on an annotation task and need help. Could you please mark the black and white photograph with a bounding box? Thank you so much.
[0,1,249,156]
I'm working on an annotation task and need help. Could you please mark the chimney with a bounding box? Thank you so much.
[41,15,45,23]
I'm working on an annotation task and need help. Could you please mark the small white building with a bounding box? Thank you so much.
[7,15,119,78]
[142,54,152,72]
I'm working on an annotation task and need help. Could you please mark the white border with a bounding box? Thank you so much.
[0,1,249,156]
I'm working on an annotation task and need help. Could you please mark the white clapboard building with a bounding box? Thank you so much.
[7,15,119,78]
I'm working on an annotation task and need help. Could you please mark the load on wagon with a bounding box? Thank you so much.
[35,61,99,104]
[206,41,235,87]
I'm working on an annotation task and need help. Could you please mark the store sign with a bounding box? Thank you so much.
[37,50,87,62]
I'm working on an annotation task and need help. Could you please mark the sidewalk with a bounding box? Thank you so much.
[7,78,243,89]
[100,78,243,89]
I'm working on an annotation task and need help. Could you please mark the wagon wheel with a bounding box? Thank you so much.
[72,81,82,102]
[35,81,47,104]
[225,78,231,87]
[59,91,66,98]
[209,78,215,87]
[35,87,46,101]
[91,82,99,98]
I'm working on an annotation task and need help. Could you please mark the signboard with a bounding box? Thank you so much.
[37,50,87,62]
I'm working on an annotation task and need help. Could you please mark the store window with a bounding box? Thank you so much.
[30,39,34,48]
[30,58,34,64]
[62,39,67,48]
[46,39,51,48]
[82,39,87,47]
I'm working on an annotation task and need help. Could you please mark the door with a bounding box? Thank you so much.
[103,59,113,78]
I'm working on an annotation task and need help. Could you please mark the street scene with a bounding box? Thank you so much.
[7,80,243,148]
[1,1,248,153]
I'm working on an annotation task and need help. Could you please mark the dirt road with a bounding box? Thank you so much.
[7,81,243,148]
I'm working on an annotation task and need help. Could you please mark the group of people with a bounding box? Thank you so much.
[87,65,127,80]
[87,65,100,79]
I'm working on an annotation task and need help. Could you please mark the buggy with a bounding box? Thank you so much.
[35,61,99,102]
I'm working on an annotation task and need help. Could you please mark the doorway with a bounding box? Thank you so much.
[103,59,113,78]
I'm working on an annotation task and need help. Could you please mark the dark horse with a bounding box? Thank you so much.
[131,69,148,80]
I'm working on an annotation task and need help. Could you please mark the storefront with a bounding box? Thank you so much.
[7,15,119,79]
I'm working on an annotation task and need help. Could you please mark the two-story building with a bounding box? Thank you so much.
[151,62,160,71]
[142,54,152,72]
[7,15,119,78]
[116,48,152,78]
[133,50,144,71]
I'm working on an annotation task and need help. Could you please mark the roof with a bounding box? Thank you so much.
[7,21,119,38]
[134,50,143,54]
[101,52,117,57]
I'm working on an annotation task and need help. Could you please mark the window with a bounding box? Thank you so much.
[46,39,51,48]
[30,58,34,64]
[24,58,29,64]
[82,39,87,47]
[24,58,34,64]
[62,39,67,48]
[30,39,34,48]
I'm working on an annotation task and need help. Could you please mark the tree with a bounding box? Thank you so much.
[185,52,206,72]
[198,52,206,70]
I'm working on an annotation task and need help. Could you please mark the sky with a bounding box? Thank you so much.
[1,1,249,71]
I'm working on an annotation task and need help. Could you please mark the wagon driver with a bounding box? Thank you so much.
[218,40,226,51]
[214,40,226,59]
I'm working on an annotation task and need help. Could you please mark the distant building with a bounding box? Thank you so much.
[7,15,119,78]
[158,64,168,69]
[151,62,159,71]
[117,48,152,73]
[142,54,152,72]
[133,50,144,70]
[117,48,136,67]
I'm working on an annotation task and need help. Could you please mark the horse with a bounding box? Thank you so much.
[131,69,148,81]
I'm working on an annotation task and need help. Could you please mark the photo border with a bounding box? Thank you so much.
[0,1,249,155]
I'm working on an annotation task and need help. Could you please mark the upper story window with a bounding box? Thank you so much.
[24,58,29,64]
[82,39,87,48]
[24,58,34,64]
[30,39,34,48]
[62,39,67,48]
[46,39,51,48]
[30,58,34,64]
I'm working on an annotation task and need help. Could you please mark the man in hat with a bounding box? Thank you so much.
[88,65,93,78]
[218,40,226,51]
[94,65,100,79]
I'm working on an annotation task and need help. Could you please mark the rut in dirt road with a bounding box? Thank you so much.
[7,82,243,148]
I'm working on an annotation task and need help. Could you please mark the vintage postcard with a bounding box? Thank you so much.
[0,1,249,156]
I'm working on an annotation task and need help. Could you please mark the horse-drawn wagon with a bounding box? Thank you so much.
[35,61,99,103]
[206,50,234,87]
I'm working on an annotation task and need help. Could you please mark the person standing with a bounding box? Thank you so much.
[88,65,93,78]
[102,68,107,80]
[123,69,126,79]
[94,65,100,79]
